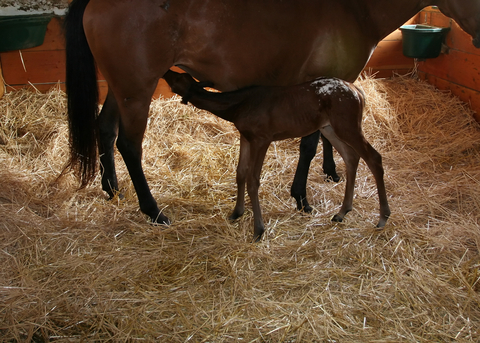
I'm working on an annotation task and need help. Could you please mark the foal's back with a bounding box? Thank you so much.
[232,77,364,142]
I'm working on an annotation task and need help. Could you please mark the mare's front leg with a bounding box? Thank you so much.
[291,132,340,213]
[115,94,169,225]
[247,141,270,242]
[229,135,249,220]
[97,90,120,199]
[291,131,320,212]
[321,134,340,182]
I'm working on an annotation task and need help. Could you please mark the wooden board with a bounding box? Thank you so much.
[417,50,480,91]
[416,7,480,119]
[419,72,480,122]
[1,49,66,85]
[365,38,414,77]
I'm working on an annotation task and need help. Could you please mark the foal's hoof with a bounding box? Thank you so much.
[151,212,171,226]
[375,212,390,229]
[375,220,388,229]
[251,224,265,243]
[228,209,244,221]
[252,231,264,243]
[331,214,344,223]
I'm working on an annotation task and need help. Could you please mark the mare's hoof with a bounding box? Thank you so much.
[108,192,125,201]
[294,197,312,213]
[331,214,344,222]
[325,173,340,183]
[300,204,313,213]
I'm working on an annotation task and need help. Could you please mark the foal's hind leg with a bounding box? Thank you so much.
[320,126,360,223]
[97,90,121,199]
[328,118,390,228]
[339,132,390,228]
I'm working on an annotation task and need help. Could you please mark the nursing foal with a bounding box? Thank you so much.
[163,70,390,241]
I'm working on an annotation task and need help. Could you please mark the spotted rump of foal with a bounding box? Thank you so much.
[163,70,391,241]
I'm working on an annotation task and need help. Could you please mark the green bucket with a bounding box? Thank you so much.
[400,24,450,59]
[0,14,53,52]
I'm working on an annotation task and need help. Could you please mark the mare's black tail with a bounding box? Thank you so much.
[64,0,98,187]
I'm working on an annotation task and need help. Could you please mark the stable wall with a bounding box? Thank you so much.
[415,7,480,122]
[364,23,415,78]
[1,16,66,94]
[0,9,479,122]
[0,15,174,101]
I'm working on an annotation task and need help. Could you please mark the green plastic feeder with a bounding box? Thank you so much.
[0,14,52,52]
[400,24,450,59]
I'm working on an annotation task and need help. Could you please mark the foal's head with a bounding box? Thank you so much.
[163,70,197,103]
[163,70,214,104]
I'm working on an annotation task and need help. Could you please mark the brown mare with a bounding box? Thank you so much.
[163,70,390,241]
[65,0,480,228]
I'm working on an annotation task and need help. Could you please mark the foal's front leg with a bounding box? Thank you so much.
[247,141,270,242]
[229,135,249,220]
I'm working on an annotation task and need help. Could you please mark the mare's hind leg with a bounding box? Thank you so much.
[98,90,121,199]
[291,131,339,212]
[320,126,360,222]
[114,91,169,225]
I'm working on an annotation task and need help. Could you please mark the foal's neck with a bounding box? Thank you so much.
[187,86,256,123]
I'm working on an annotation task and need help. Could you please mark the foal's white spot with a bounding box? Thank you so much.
[311,78,344,97]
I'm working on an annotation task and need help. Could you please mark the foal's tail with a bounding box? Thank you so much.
[64,0,98,188]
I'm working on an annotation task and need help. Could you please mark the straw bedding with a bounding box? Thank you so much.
[1,75,479,342]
